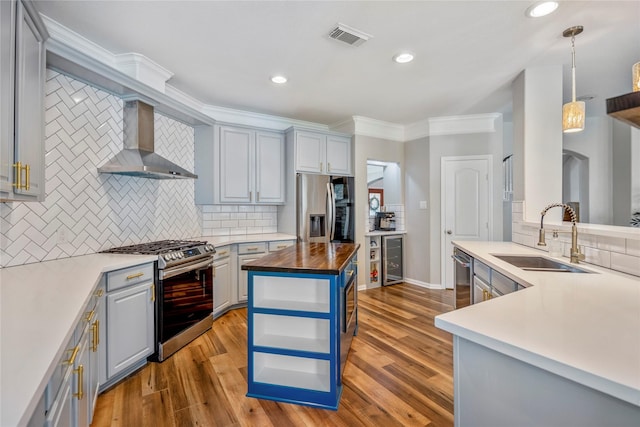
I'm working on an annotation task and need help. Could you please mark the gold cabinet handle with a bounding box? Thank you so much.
[218,250,228,256]
[95,288,104,298]
[276,245,287,249]
[320,162,323,172]
[151,283,155,302]
[126,272,144,280]
[249,191,252,202]
[12,162,21,189]
[84,309,95,323]
[213,265,216,277]
[74,365,84,400]
[256,191,260,202]
[66,345,79,365]
[247,247,259,251]
[328,162,331,172]
[92,320,99,352]
[24,164,30,190]
[347,270,354,277]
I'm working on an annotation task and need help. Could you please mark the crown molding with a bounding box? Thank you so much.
[428,113,502,136]
[404,119,430,141]
[201,104,329,131]
[114,53,174,93]
[41,14,115,67]
[351,116,406,141]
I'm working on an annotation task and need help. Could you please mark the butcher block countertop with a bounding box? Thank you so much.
[242,242,360,275]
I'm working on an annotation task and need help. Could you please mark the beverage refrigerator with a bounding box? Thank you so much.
[382,235,404,285]
[296,173,355,243]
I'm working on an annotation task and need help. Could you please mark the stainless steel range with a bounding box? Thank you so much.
[102,240,216,361]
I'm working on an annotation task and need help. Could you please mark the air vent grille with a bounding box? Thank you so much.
[328,23,372,47]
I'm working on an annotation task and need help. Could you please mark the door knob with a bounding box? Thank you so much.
[446,230,452,235]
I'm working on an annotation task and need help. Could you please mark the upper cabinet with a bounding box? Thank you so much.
[195,124,285,205]
[0,0,48,202]
[289,128,352,176]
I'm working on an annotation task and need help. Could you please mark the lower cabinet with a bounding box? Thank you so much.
[98,262,155,390]
[213,245,233,318]
[104,264,155,381]
[31,283,105,427]
[473,258,524,303]
[214,239,296,317]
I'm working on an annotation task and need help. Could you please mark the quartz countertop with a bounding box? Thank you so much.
[197,233,297,247]
[435,241,640,407]
[0,233,296,426]
[0,253,158,427]
[242,242,360,275]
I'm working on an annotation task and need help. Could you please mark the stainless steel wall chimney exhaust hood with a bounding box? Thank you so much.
[98,100,198,179]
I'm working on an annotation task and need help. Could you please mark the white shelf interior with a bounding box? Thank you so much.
[254,313,330,353]
[254,275,330,312]
[253,352,331,392]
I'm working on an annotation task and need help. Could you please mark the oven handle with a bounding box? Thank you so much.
[160,257,214,280]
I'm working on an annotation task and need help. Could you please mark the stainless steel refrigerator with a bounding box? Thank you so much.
[297,173,355,243]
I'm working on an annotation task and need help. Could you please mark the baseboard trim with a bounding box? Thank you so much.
[403,278,445,290]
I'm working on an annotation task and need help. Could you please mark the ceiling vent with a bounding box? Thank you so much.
[328,23,372,46]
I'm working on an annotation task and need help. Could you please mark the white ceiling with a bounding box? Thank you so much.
[34,1,640,126]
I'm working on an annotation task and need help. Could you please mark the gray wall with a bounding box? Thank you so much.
[404,137,430,285]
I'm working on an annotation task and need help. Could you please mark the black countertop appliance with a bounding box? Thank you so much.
[375,212,396,231]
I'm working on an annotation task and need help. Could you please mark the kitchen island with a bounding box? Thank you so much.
[241,242,359,410]
[435,241,640,427]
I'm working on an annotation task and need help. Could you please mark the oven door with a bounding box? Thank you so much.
[157,256,214,361]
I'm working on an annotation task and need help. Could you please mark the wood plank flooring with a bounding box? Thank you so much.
[92,284,455,427]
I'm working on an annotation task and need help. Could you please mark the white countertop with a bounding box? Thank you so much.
[0,253,157,427]
[198,232,296,247]
[0,232,296,427]
[435,241,640,407]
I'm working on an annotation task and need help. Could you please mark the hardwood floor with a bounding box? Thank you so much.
[92,284,455,427]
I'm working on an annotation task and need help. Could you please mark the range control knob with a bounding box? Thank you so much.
[177,252,184,259]
[207,244,214,252]
[164,254,171,261]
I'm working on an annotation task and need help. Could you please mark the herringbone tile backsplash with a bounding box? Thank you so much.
[0,70,200,267]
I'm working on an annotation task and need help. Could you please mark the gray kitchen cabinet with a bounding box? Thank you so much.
[237,242,268,302]
[213,245,233,318]
[472,258,521,303]
[194,124,285,205]
[289,128,352,176]
[0,0,47,202]
[268,239,295,252]
[43,369,73,427]
[29,283,104,427]
[103,263,155,384]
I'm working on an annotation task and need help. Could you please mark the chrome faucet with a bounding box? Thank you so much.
[537,203,585,264]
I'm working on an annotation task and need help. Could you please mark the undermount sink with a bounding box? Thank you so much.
[491,255,592,273]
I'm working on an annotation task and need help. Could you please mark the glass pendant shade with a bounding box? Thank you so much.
[562,101,585,133]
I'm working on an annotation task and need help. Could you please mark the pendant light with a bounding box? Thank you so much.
[562,26,585,133]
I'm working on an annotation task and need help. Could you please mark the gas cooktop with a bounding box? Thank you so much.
[102,239,216,269]
[101,240,208,255]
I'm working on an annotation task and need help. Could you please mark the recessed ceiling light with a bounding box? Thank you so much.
[393,52,414,64]
[525,1,559,18]
[271,75,287,84]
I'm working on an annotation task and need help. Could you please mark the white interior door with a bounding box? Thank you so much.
[441,156,492,289]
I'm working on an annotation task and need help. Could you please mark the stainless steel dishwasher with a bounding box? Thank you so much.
[452,247,472,308]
